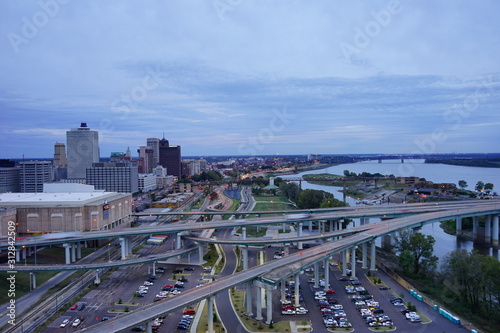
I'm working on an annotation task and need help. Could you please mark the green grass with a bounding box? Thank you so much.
[230,290,291,332]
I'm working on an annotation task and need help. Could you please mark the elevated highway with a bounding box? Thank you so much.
[2,200,495,250]
[78,202,500,332]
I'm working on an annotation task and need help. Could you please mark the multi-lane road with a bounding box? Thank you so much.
[77,201,500,332]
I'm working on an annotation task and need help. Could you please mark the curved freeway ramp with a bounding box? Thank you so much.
[77,203,500,333]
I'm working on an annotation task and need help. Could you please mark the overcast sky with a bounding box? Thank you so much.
[1,0,499,158]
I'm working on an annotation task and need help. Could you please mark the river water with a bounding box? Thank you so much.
[281,160,500,263]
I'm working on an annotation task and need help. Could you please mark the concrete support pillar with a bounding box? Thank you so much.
[370,241,377,271]
[63,243,71,265]
[308,221,313,232]
[31,272,36,289]
[297,223,303,249]
[70,243,76,263]
[28,247,33,256]
[198,244,204,264]
[323,259,330,290]
[351,247,357,278]
[313,262,319,288]
[94,270,101,284]
[362,242,368,269]
[255,286,263,320]
[21,246,27,260]
[242,245,248,271]
[119,238,127,260]
[485,215,492,245]
[266,285,273,325]
[473,216,479,241]
[242,227,247,240]
[207,296,214,333]
[152,261,156,276]
[382,235,392,252]
[76,242,82,260]
[15,249,20,263]
[284,245,289,257]
[280,282,286,304]
[146,321,153,333]
[493,214,499,247]
[456,217,462,236]
[294,274,300,307]
[330,220,334,232]
[342,250,347,276]
[246,283,253,316]
[176,233,182,250]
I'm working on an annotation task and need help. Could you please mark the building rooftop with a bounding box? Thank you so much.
[0,191,126,207]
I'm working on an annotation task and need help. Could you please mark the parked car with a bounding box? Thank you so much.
[60,319,70,328]
[71,318,81,328]
[70,304,78,310]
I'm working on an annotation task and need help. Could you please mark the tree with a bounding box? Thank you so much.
[394,230,438,276]
[484,183,494,193]
[297,189,334,209]
[279,182,300,202]
[475,181,485,192]
[320,197,348,208]
[458,180,468,189]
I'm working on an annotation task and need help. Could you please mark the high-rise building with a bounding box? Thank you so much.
[86,162,139,193]
[20,160,52,193]
[53,142,67,167]
[0,159,20,193]
[147,138,160,166]
[66,123,99,179]
[137,146,155,173]
[159,138,181,178]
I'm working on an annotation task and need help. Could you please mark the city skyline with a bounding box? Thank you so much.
[1,1,499,158]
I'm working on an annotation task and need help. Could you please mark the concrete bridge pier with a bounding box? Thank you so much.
[246,283,253,316]
[242,245,249,270]
[294,274,300,307]
[362,243,368,269]
[473,216,479,241]
[351,247,357,278]
[30,272,36,290]
[63,243,71,264]
[197,243,204,264]
[280,282,286,304]
[297,222,303,250]
[207,296,215,333]
[342,250,347,276]
[485,215,492,245]
[71,243,76,263]
[119,237,131,260]
[370,241,377,271]
[15,248,20,262]
[21,246,27,261]
[284,244,289,257]
[76,242,82,260]
[94,269,101,284]
[176,233,182,250]
[382,235,392,252]
[255,285,263,321]
[265,285,273,325]
[456,217,462,236]
[314,262,319,288]
[493,214,499,247]
[323,259,330,290]
[242,227,247,240]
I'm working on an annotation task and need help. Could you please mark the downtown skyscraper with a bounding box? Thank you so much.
[66,123,99,179]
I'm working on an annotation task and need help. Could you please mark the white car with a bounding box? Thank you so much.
[60,319,70,328]
[295,307,308,314]
[144,281,154,286]
[281,310,295,315]
[72,318,81,327]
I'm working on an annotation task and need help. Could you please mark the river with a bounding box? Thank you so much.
[281,159,500,263]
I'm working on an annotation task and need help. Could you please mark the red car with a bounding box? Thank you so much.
[282,305,294,310]
[70,304,78,310]
[183,310,196,315]
[325,289,335,294]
